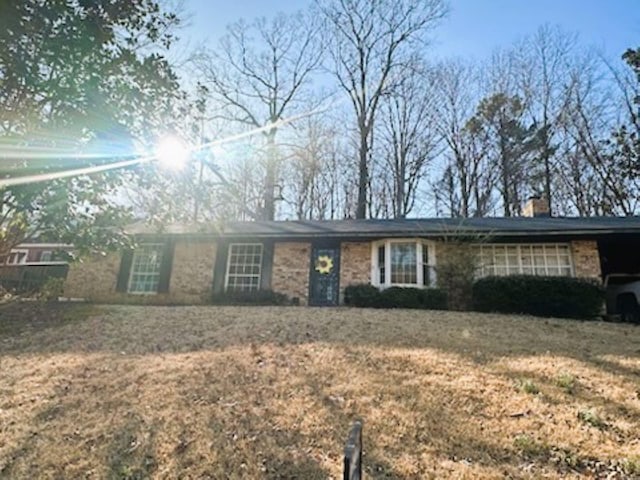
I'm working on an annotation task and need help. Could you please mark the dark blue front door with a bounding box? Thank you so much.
[309,245,340,306]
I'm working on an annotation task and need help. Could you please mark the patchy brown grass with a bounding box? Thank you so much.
[1,303,639,479]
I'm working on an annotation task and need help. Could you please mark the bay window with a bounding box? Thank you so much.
[372,240,435,288]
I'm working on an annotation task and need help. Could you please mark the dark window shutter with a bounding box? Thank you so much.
[261,240,274,290]
[157,239,175,293]
[212,240,228,294]
[378,244,386,284]
[116,249,134,293]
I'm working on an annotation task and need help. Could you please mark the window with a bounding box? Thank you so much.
[6,249,28,265]
[372,240,435,288]
[476,244,573,277]
[390,242,417,284]
[39,251,53,262]
[128,244,164,294]
[225,243,263,291]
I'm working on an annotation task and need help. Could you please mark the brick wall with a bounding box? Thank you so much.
[169,240,216,303]
[63,252,120,300]
[340,242,371,301]
[571,240,602,280]
[271,242,311,305]
[64,239,217,304]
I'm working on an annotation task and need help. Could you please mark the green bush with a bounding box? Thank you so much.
[38,277,65,302]
[344,284,382,308]
[211,289,290,306]
[344,284,448,310]
[472,275,604,319]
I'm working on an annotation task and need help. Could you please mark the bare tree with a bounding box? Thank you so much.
[379,62,440,218]
[284,114,351,220]
[318,0,448,218]
[514,25,578,214]
[432,60,495,217]
[199,11,323,220]
[562,51,640,215]
[554,144,607,216]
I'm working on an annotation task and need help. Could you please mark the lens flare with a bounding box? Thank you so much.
[155,136,189,170]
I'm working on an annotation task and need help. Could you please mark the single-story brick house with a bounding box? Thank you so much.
[64,199,640,306]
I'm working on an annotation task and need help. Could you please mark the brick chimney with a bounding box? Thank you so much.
[522,196,550,217]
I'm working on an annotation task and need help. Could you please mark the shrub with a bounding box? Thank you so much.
[344,284,382,308]
[210,289,290,306]
[379,287,448,310]
[436,241,481,311]
[38,277,65,302]
[344,284,448,310]
[472,275,604,319]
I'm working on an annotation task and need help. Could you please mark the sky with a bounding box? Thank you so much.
[180,0,639,62]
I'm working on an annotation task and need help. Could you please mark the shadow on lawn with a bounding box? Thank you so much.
[0,348,516,479]
[2,309,638,479]
[1,303,638,362]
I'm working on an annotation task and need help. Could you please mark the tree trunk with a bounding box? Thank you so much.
[395,153,406,218]
[262,129,277,220]
[356,127,369,219]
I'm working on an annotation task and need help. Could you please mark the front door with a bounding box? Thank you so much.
[309,245,340,306]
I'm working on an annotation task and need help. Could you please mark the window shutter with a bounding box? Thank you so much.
[157,239,175,293]
[116,249,134,293]
[378,244,385,284]
[261,240,274,290]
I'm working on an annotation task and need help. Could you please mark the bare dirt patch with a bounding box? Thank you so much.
[1,303,639,478]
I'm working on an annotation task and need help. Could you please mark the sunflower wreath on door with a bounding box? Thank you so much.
[315,255,334,274]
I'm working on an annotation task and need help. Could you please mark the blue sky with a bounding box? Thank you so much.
[181,0,639,61]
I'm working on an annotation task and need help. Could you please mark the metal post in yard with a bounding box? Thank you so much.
[343,419,363,480]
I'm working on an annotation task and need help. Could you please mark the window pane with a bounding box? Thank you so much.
[390,242,417,284]
[474,243,573,278]
[494,266,508,276]
[128,244,163,293]
[226,243,263,292]
[494,253,507,266]
[559,266,572,276]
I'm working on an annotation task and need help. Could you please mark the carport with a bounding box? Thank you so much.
[598,233,640,321]
[599,234,640,278]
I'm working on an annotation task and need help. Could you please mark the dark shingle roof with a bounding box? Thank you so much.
[130,216,640,239]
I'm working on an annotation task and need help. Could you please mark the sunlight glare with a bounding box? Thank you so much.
[155,136,189,170]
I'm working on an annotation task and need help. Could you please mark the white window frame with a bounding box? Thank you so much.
[225,243,264,292]
[475,243,574,278]
[6,249,29,265]
[371,239,437,288]
[127,243,164,295]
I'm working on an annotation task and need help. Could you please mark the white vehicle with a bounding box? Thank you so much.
[604,274,640,323]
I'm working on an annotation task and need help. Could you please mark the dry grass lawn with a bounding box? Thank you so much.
[1,303,639,479]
